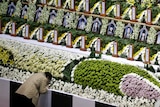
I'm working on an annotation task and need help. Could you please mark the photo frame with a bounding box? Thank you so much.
[131,6,136,21]
[100,0,106,16]
[156,31,160,44]
[116,4,121,19]
[95,38,101,53]
[66,32,73,48]
[53,30,58,45]
[38,27,44,42]
[35,7,42,22]
[21,5,28,19]
[48,10,57,24]
[77,15,87,30]
[57,0,62,8]
[85,0,90,13]
[24,24,30,39]
[146,9,152,24]
[127,45,134,60]
[107,20,116,36]
[112,41,118,57]
[70,0,75,11]
[123,24,133,39]
[144,48,150,64]
[138,26,148,42]
[91,18,102,33]
[11,22,16,36]
[63,12,70,27]
[80,36,86,51]
[7,2,16,16]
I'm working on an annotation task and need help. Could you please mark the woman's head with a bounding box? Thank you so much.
[44,72,53,81]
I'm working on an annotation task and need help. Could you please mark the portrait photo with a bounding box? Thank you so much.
[48,9,57,24]
[7,2,16,16]
[138,26,148,42]
[77,15,87,30]
[123,24,133,39]
[156,31,160,44]
[107,20,116,36]
[35,7,42,21]
[63,12,70,27]
[91,18,101,33]
[21,5,28,18]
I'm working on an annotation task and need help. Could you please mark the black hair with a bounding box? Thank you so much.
[44,72,53,81]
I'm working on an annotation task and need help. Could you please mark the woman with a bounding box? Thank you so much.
[13,72,52,107]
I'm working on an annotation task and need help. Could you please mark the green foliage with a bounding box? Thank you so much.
[38,6,50,24]
[25,2,36,22]
[0,0,9,16]
[0,46,14,66]
[62,57,85,82]
[13,0,22,17]
[73,60,160,95]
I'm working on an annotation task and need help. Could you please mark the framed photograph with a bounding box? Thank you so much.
[85,0,90,13]
[66,33,72,48]
[48,10,57,24]
[11,22,16,36]
[146,9,152,24]
[38,27,44,42]
[21,5,28,19]
[127,45,133,60]
[101,0,106,16]
[57,0,62,8]
[107,20,116,36]
[7,2,16,16]
[80,36,86,51]
[24,24,30,39]
[91,18,102,33]
[144,48,150,64]
[131,6,136,21]
[53,30,58,44]
[35,7,42,21]
[156,31,160,44]
[124,24,133,39]
[63,12,70,27]
[116,4,121,19]
[77,15,87,30]
[138,26,148,42]
[95,38,101,53]
[70,0,75,10]
[112,41,118,57]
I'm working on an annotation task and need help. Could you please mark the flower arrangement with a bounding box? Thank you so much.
[85,16,93,33]
[30,27,40,39]
[72,36,82,48]
[120,73,160,100]
[102,41,114,54]
[25,2,36,21]
[118,44,130,57]
[100,18,108,35]
[133,47,146,61]
[147,27,157,44]
[48,0,58,7]
[2,21,12,34]
[13,0,22,17]
[16,24,26,36]
[90,1,101,14]
[0,37,86,78]
[38,5,50,24]
[0,64,156,107]
[0,0,9,16]
[44,30,55,42]
[52,9,64,26]
[76,0,85,11]
[114,21,125,38]
[63,0,71,9]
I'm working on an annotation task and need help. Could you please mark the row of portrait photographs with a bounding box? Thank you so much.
[6,2,160,44]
